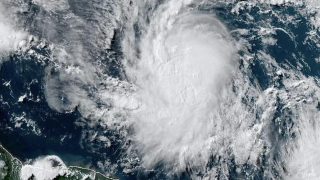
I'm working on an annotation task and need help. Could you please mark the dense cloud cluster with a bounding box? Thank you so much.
[0,0,319,179]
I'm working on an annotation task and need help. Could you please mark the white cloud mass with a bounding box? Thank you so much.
[20,156,69,180]
[0,2,27,56]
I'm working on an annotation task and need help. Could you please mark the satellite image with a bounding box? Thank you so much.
[0,0,320,179]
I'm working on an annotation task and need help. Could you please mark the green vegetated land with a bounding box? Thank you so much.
[0,145,115,180]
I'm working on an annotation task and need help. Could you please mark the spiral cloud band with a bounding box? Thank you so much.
[1,0,320,179]
[123,0,262,174]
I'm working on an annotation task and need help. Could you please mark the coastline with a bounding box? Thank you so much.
[0,144,116,180]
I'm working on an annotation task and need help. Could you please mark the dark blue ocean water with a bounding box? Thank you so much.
[0,1,319,179]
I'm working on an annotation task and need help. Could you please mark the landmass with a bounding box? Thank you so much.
[0,145,115,180]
